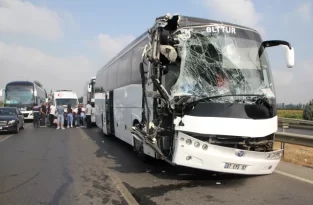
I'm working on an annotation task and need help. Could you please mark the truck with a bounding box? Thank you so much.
[94,14,295,175]
[53,90,79,126]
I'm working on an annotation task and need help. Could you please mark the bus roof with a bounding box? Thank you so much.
[6,81,34,86]
[5,81,46,91]
[155,14,258,32]
[96,14,259,75]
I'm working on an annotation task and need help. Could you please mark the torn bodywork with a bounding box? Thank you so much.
[131,14,278,162]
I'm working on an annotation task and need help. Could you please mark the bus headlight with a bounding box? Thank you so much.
[266,151,282,160]
[202,144,208,150]
[194,141,200,148]
[186,139,192,145]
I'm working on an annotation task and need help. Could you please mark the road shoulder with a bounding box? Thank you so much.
[276,161,313,184]
[77,129,139,205]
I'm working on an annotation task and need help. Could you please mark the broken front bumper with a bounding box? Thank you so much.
[171,132,282,175]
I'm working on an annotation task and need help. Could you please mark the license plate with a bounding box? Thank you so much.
[224,163,247,170]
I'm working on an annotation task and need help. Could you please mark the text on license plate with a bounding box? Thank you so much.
[224,163,247,170]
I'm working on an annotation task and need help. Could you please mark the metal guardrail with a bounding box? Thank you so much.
[278,117,313,130]
[278,117,313,125]
[274,118,313,156]
[275,132,313,147]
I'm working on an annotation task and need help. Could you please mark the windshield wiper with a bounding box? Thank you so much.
[190,94,272,109]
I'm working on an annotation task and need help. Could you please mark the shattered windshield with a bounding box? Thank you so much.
[170,26,275,102]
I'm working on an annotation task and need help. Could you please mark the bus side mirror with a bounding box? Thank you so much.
[283,45,295,68]
[88,84,92,93]
[34,90,37,96]
[258,40,295,68]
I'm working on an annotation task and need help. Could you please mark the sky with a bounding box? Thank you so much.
[0,0,312,103]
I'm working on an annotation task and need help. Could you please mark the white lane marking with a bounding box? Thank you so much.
[0,123,32,143]
[0,134,14,143]
[274,170,313,185]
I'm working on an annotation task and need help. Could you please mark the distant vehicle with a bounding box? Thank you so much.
[83,77,97,124]
[0,81,47,120]
[0,107,25,134]
[53,90,79,126]
[95,14,295,175]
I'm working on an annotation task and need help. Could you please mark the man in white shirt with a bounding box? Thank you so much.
[49,102,56,127]
[85,101,92,128]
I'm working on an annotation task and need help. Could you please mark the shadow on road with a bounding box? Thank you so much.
[81,128,259,182]
[86,128,267,204]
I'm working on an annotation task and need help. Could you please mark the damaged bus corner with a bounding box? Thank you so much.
[95,14,295,175]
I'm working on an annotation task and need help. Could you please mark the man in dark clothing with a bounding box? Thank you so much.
[40,101,47,126]
[33,103,40,128]
[77,106,81,124]
[46,101,51,125]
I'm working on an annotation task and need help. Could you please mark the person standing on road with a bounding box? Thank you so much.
[80,105,86,128]
[56,103,65,130]
[67,104,73,128]
[76,104,82,128]
[40,101,47,127]
[46,101,50,125]
[85,101,92,128]
[32,103,40,128]
[49,102,56,127]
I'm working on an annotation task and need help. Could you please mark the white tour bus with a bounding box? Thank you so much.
[1,81,47,120]
[94,14,295,175]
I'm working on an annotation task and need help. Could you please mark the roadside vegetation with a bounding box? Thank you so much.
[277,109,303,119]
[274,142,313,168]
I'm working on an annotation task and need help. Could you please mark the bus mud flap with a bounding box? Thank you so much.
[131,127,175,165]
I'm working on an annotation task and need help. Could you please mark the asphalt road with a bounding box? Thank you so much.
[0,124,128,205]
[0,124,312,205]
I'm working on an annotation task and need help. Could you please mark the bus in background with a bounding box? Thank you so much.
[0,81,47,120]
[95,14,295,175]
[53,90,79,126]
[83,77,97,125]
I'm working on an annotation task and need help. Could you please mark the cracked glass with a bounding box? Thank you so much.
[168,26,276,104]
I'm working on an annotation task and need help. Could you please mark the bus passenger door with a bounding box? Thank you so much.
[106,91,115,135]
[102,94,108,134]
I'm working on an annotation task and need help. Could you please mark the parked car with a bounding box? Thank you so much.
[0,107,25,134]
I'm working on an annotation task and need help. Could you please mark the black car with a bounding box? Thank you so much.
[0,107,25,134]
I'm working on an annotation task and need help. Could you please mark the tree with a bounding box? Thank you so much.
[303,100,313,121]
[34,80,43,88]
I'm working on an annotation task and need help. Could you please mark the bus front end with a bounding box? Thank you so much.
[131,14,295,175]
[3,82,36,120]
